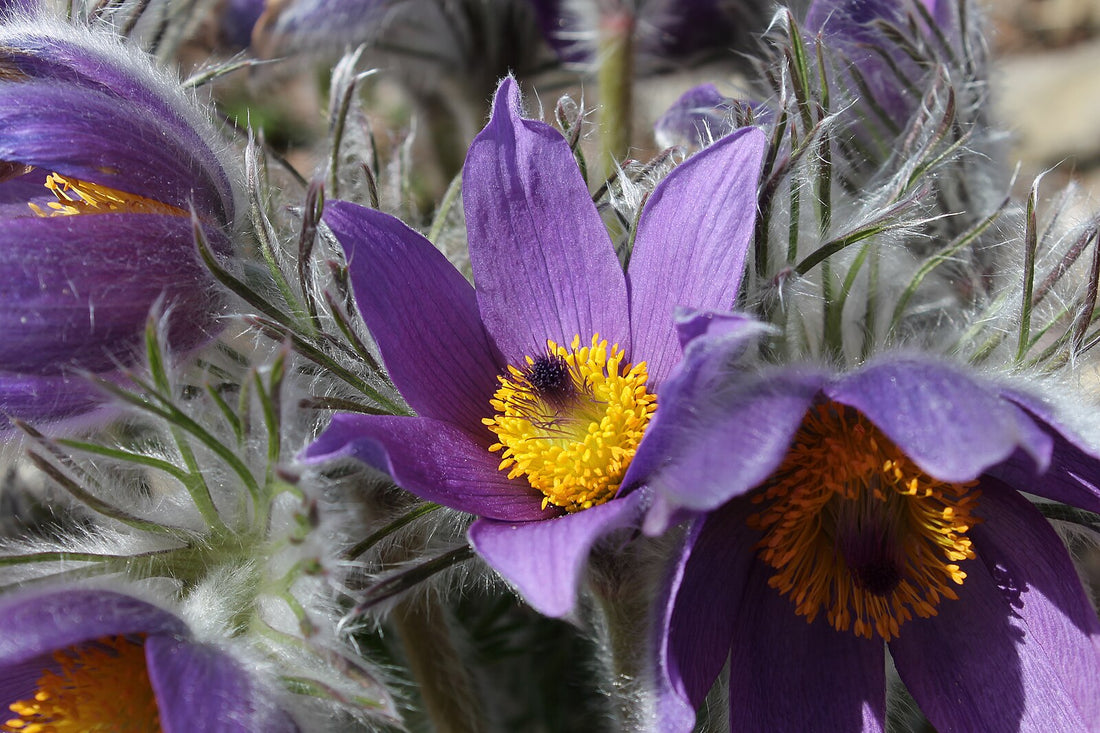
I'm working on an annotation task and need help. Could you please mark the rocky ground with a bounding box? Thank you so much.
[989,0,1100,202]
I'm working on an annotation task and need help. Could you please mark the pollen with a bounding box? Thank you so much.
[2,635,162,732]
[28,172,184,218]
[483,334,657,513]
[747,402,981,642]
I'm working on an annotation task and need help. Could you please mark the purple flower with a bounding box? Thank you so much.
[0,588,298,731]
[303,76,765,616]
[0,19,238,429]
[644,330,1100,731]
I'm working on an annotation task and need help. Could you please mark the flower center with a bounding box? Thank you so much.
[2,635,162,732]
[483,334,656,512]
[747,403,981,641]
[27,172,184,217]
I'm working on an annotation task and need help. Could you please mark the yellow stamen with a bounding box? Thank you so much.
[483,334,657,512]
[27,173,184,218]
[747,403,981,641]
[2,635,162,732]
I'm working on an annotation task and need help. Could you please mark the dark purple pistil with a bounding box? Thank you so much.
[526,354,574,404]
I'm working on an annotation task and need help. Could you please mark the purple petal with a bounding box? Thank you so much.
[0,589,187,667]
[302,413,555,521]
[462,78,629,363]
[655,500,757,732]
[627,126,766,385]
[890,482,1100,731]
[467,489,645,617]
[324,200,503,434]
[993,389,1100,513]
[0,82,225,220]
[146,635,298,733]
[0,32,235,222]
[827,358,1053,483]
[0,213,223,375]
[641,365,825,533]
[727,553,885,731]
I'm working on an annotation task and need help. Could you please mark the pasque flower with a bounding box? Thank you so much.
[0,17,238,429]
[304,76,765,616]
[643,327,1100,731]
[0,587,298,732]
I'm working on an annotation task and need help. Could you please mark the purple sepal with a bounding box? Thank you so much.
[324,200,503,435]
[462,77,629,363]
[468,489,647,617]
[302,413,556,522]
[146,636,299,733]
[891,482,1100,731]
[0,213,224,375]
[627,126,766,384]
[727,563,886,732]
[827,358,1053,482]
[654,503,755,732]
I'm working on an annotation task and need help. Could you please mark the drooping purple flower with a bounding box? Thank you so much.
[0,587,299,731]
[643,326,1100,731]
[0,18,239,430]
[303,76,766,616]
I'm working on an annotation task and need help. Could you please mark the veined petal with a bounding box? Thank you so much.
[728,554,886,732]
[655,500,758,732]
[0,214,224,375]
[826,358,1053,483]
[467,489,646,617]
[890,483,1100,732]
[627,126,766,384]
[324,200,503,434]
[0,82,225,219]
[462,77,629,363]
[302,414,555,521]
[146,636,299,733]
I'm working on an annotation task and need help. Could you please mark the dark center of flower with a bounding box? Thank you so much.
[2,634,162,732]
[747,402,981,641]
[483,334,657,513]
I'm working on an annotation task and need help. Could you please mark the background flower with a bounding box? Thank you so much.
[0,17,240,430]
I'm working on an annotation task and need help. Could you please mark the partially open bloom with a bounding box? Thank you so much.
[0,587,298,732]
[645,331,1100,731]
[0,17,238,429]
[304,77,765,616]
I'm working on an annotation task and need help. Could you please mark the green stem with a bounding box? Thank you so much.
[596,7,634,184]
[392,597,484,733]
